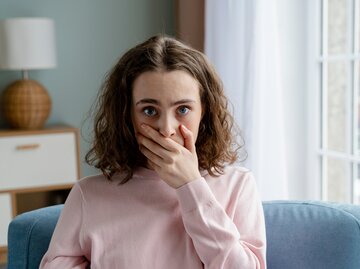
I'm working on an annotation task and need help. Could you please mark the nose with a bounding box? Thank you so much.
[158,114,176,138]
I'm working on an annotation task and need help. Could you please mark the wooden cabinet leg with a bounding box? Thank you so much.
[11,192,17,218]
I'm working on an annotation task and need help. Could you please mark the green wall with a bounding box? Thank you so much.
[0,0,175,177]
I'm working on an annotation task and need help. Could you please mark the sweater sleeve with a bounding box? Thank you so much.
[175,172,266,269]
[39,183,90,269]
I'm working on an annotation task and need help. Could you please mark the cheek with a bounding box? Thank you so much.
[131,112,140,133]
[131,114,146,146]
[131,113,156,136]
[131,112,146,141]
[181,116,201,140]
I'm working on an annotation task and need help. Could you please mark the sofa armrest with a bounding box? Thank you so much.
[263,200,360,269]
[7,205,63,269]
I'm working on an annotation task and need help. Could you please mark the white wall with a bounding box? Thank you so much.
[0,0,175,178]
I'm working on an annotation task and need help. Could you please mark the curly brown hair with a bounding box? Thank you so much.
[85,34,243,183]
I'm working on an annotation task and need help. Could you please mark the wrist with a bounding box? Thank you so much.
[183,172,202,184]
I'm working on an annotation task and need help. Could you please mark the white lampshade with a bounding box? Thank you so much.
[0,18,57,70]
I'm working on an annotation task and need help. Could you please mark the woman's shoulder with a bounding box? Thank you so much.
[74,173,118,193]
[224,165,252,174]
[225,165,254,182]
[205,165,256,188]
[203,165,258,201]
[210,165,253,179]
[78,172,106,183]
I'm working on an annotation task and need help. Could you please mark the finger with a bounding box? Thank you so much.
[138,133,171,159]
[141,124,178,151]
[180,125,196,153]
[139,145,164,167]
[147,158,160,171]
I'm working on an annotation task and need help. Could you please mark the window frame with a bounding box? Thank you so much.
[308,0,360,203]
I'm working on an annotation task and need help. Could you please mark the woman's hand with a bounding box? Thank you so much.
[137,123,202,189]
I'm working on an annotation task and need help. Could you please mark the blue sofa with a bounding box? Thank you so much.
[7,201,360,269]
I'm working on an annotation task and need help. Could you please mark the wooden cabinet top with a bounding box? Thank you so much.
[0,124,79,137]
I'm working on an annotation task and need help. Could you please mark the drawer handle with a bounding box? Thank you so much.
[16,144,40,151]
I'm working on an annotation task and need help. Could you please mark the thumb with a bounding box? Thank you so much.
[180,125,196,153]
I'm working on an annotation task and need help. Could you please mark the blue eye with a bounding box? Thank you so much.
[143,107,157,117]
[177,106,190,115]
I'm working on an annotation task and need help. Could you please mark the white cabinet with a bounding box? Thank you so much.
[0,194,12,246]
[0,125,80,263]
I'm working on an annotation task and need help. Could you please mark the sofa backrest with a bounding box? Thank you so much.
[7,201,360,269]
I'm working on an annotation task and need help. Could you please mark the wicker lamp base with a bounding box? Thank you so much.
[1,79,52,130]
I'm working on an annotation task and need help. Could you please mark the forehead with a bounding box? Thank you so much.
[132,70,200,102]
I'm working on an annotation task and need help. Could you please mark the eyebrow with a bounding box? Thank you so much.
[135,98,196,106]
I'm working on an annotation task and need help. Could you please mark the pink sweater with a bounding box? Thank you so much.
[40,166,266,269]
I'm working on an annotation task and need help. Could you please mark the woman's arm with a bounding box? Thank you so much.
[176,172,267,269]
[39,183,90,269]
[138,124,266,268]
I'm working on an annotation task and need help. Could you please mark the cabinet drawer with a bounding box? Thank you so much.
[0,132,78,190]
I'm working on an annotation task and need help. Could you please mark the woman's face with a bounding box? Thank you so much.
[131,70,203,147]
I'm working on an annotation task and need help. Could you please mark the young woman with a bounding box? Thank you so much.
[40,35,266,269]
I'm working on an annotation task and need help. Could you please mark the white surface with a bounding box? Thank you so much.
[0,17,56,70]
[276,0,310,199]
[0,132,77,190]
[306,0,323,200]
[205,0,288,200]
[205,0,313,200]
[0,193,12,246]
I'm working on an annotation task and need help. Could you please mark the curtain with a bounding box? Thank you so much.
[205,0,288,200]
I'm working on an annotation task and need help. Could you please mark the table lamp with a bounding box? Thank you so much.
[0,17,57,129]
